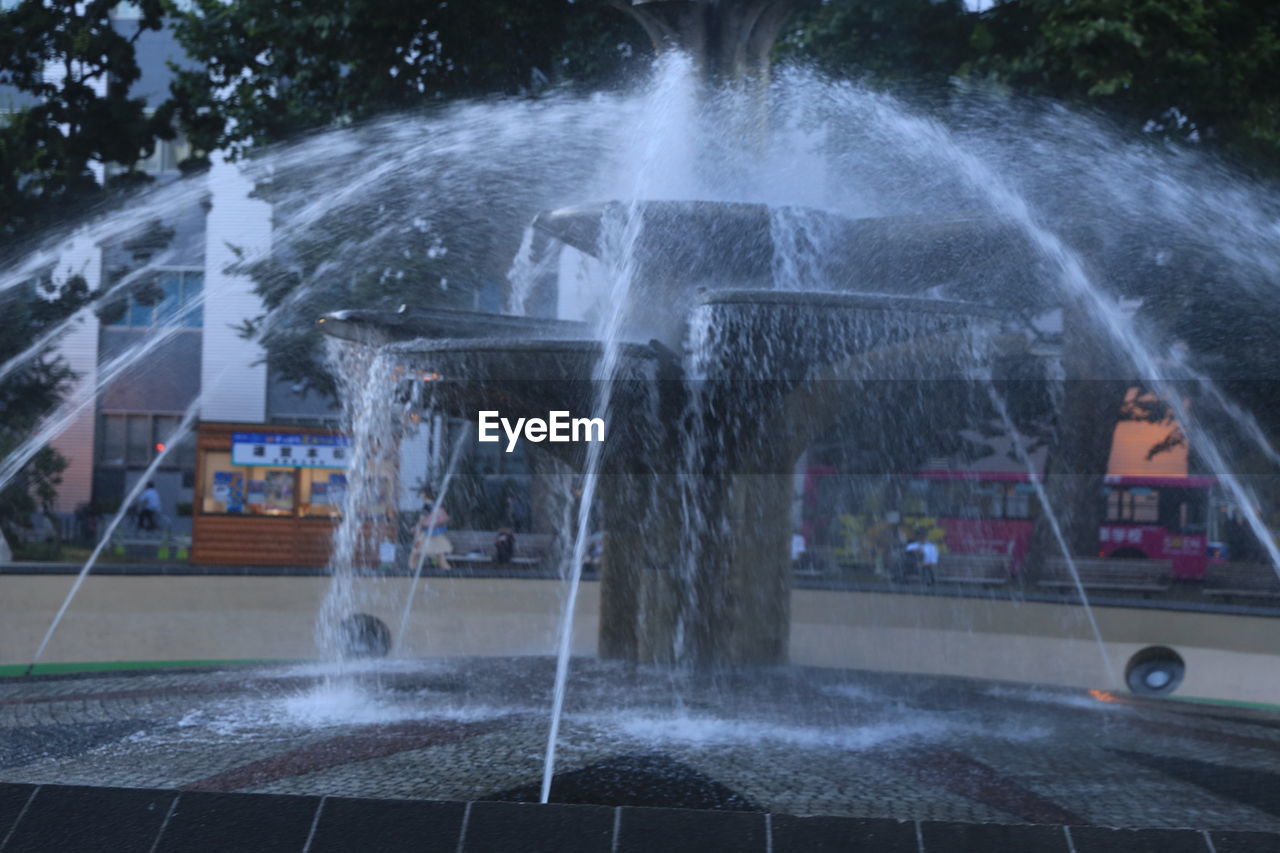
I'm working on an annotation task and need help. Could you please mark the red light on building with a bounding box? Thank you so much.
[155,443,166,453]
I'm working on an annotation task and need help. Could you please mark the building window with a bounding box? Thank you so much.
[103,135,193,177]
[98,412,195,469]
[111,269,203,328]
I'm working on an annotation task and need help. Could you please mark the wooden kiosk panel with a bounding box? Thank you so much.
[191,423,346,568]
[191,516,336,567]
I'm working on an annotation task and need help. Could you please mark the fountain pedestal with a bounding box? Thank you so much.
[597,468,793,667]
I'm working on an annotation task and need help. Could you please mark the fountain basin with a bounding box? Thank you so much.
[533,201,1033,346]
[0,629,1279,839]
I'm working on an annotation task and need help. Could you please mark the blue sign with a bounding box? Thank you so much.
[230,432,351,469]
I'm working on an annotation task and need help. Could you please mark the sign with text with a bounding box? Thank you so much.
[230,432,351,469]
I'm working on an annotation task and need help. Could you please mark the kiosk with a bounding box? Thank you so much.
[191,422,350,567]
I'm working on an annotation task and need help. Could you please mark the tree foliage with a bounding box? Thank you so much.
[0,274,89,538]
[0,0,175,241]
[777,0,977,90]
[168,0,652,158]
[780,0,1280,166]
[0,0,176,530]
[965,0,1280,165]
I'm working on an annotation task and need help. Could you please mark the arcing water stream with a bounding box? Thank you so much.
[540,54,698,803]
[849,90,1280,575]
[394,424,470,650]
[25,397,202,674]
[986,381,1117,687]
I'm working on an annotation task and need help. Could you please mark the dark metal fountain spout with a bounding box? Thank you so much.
[614,0,798,85]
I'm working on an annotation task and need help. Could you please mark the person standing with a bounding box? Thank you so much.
[904,529,938,585]
[410,492,453,570]
[874,513,906,579]
[138,482,162,532]
[493,527,515,565]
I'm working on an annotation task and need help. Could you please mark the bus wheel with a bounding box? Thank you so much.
[1125,646,1184,696]
[338,613,392,659]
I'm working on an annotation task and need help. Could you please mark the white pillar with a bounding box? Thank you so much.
[200,154,270,423]
[399,424,430,510]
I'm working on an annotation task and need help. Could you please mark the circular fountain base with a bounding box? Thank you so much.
[1,658,1278,840]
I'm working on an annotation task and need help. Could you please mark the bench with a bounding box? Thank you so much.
[1038,557,1172,595]
[792,547,836,577]
[935,553,1011,586]
[444,530,556,568]
[1202,563,1280,603]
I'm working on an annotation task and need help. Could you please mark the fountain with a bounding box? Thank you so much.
[317,3,1027,669]
[4,2,1280,848]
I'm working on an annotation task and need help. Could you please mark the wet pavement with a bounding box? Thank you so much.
[0,658,1277,834]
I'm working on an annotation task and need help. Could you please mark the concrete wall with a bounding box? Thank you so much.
[2,576,1277,707]
[790,588,1280,706]
[0,576,597,665]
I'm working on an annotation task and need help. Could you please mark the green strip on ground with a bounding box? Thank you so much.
[1173,695,1280,714]
[0,658,308,677]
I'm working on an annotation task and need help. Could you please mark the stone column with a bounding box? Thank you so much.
[615,0,798,87]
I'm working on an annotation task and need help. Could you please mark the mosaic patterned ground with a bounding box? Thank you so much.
[0,658,1277,833]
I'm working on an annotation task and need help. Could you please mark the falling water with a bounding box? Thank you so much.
[671,306,715,664]
[504,227,558,317]
[316,342,403,664]
[1183,364,1280,470]
[769,206,831,292]
[4,46,1280,784]
[0,256,331,502]
[0,178,210,297]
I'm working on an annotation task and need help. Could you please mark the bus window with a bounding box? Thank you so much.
[1106,487,1160,523]
[973,483,1003,518]
[922,479,1029,520]
[1159,487,1208,535]
[1004,483,1039,520]
[925,479,958,518]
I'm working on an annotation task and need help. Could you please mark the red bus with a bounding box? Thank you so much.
[1097,474,1213,578]
[801,468,1213,579]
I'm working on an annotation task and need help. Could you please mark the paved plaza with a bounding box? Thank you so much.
[0,658,1278,835]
